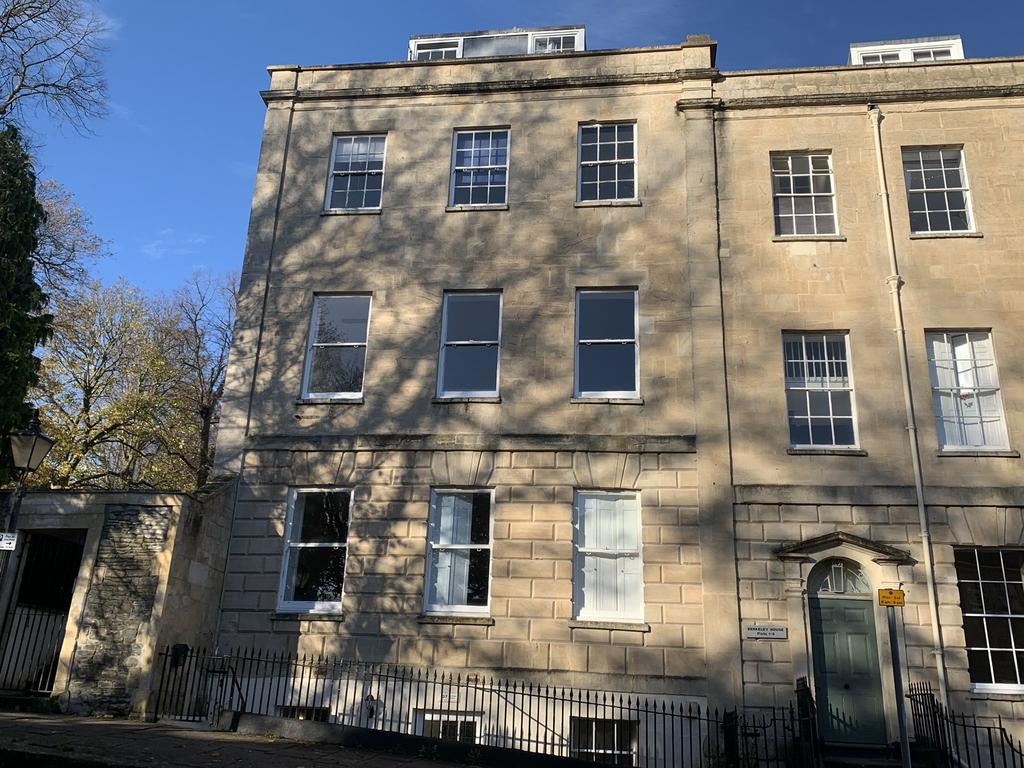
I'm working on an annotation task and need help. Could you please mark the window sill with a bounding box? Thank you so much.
[909,231,982,239]
[445,204,509,212]
[570,397,644,405]
[418,614,495,626]
[272,612,345,622]
[295,397,363,405]
[321,209,382,216]
[970,684,1024,698]
[569,620,651,632]
[574,200,642,208]
[432,397,501,404]
[772,235,847,242]
[787,448,867,456]
[937,449,1019,458]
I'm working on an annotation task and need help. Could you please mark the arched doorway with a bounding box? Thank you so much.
[808,558,886,744]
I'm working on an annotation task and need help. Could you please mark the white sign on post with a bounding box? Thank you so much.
[0,532,18,551]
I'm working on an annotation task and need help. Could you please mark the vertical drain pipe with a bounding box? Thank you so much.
[868,104,950,707]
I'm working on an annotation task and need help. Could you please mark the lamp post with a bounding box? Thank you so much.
[1,410,55,582]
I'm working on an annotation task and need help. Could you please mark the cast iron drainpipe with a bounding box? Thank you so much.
[868,104,950,708]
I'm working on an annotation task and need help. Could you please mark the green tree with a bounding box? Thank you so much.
[0,124,50,478]
[30,274,236,490]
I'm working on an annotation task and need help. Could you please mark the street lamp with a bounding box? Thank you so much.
[9,411,55,479]
[1,410,55,584]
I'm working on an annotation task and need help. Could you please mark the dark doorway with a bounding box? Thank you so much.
[0,530,86,693]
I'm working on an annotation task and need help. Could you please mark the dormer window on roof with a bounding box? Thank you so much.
[408,26,585,61]
[848,35,964,65]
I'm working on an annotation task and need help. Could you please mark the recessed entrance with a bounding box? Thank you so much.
[808,558,886,744]
[0,530,85,694]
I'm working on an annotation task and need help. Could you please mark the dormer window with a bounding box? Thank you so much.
[414,42,458,61]
[409,27,584,61]
[849,35,964,65]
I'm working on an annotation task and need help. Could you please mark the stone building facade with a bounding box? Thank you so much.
[212,30,1024,744]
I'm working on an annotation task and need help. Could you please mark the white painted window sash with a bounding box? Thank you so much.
[782,332,859,449]
[448,129,510,208]
[927,331,1008,450]
[437,292,502,398]
[423,489,494,615]
[301,295,372,400]
[770,152,838,236]
[572,491,644,622]
[577,122,639,203]
[324,134,387,212]
[574,289,640,399]
[277,488,350,614]
[901,147,974,233]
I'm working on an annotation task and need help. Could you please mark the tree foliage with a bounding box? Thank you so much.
[33,178,107,298]
[0,123,50,474]
[0,0,108,131]
[31,273,237,490]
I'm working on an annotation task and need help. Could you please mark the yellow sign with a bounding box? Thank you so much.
[878,588,905,607]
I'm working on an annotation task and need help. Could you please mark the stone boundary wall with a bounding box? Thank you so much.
[219,447,707,694]
[65,504,176,715]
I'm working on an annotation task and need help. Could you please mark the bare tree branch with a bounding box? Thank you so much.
[0,0,108,132]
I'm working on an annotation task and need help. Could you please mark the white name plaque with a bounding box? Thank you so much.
[745,624,788,640]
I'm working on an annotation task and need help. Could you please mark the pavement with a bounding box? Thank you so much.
[0,712,455,768]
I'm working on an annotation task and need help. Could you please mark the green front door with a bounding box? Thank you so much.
[809,596,887,744]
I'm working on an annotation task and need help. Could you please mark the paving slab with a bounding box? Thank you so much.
[0,712,454,768]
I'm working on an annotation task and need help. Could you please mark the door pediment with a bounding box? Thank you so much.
[774,531,914,565]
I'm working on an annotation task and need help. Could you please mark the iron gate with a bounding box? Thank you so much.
[0,531,84,693]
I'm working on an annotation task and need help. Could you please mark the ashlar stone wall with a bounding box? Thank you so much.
[219,445,708,695]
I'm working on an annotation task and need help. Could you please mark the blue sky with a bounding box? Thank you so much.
[28,0,1024,293]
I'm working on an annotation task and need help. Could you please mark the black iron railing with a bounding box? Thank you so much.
[0,605,68,693]
[154,645,820,767]
[908,681,1024,767]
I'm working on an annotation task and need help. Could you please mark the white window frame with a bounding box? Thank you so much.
[448,128,511,209]
[955,547,1024,693]
[411,40,461,60]
[416,710,483,743]
[901,146,975,234]
[860,52,900,64]
[323,134,387,212]
[301,294,372,400]
[531,30,584,53]
[570,717,639,766]
[782,332,859,449]
[574,289,640,399]
[277,488,351,614]
[572,490,644,623]
[437,292,502,399]
[577,122,639,204]
[926,330,1009,451]
[423,489,494,616]
[912,48,952,61]
[770,152,839,237]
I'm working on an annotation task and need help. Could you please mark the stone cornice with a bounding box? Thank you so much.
[247,432,696,454]
[261,68,718,105]
[708,83,1024,112]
